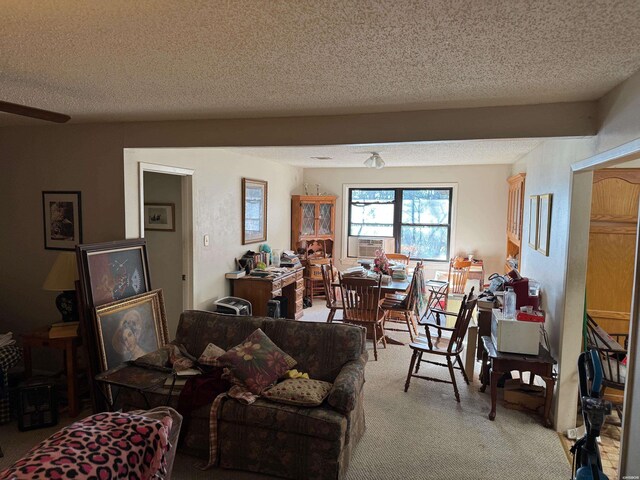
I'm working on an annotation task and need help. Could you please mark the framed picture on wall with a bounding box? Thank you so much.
[144,203,175,231]
[42,191,82,250]
[528,195,539,249]
[537,194,553,256]
[242,178,268,244]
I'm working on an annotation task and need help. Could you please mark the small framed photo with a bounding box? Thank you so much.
[242,178,268,244]
[537,194,553,256]
[42,191,82,250]
[144,203,175,231]
[528,195,539,249]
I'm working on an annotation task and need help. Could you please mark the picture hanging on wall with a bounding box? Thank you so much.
[528,195,539,249]
[144,203,175,231]
[42,191,82,250]
[536,194,552,256]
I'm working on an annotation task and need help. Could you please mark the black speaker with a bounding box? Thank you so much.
[18,383,58,431]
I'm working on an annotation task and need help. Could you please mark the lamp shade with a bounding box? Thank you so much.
[43,252,78,291]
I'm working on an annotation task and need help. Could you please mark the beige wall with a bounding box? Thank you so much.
[144,172,183,337]
[125,148,302,312]
[303,164,511,282]
[514,138,595,433]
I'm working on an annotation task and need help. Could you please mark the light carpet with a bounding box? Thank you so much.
[1,305,570,479]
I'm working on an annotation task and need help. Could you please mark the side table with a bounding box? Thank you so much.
[479,336,556,427]
[22,328,80,417]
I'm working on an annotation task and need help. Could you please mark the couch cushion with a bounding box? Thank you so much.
[263,378,332,407]
[220,398,347,442]
[262,319,366,382]
[174,310,266,356]
[218,328,297,394]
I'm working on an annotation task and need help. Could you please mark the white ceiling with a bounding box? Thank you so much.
[226,139,544,168]
[2,0,640,126]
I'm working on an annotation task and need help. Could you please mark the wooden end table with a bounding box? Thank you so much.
[22,328,80,417]
[479,336,556,427]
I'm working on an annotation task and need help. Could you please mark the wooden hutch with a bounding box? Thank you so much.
[506,173,526,273]
[291,195,337,259]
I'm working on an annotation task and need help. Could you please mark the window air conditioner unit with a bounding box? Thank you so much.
[354,237,395,258]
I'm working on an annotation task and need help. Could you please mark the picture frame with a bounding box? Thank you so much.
[94,289,169,373]
[42,191,82,250]
[144,203,175,231]
[536,193,553,256]
[76,239,152,410]
[528,195,539,249]
[77,239,152,309]
[242,178,268,244]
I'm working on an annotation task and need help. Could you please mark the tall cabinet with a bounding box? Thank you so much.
[506,173,526,273]
[291,195,337,259]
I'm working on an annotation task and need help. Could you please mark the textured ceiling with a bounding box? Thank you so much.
[2,0,640,126]
[226,139,543,168]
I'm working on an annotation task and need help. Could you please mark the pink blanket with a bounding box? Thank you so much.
[1,411,172,480]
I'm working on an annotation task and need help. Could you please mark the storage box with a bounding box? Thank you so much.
[491,308,542,355]
[503,379,545,413]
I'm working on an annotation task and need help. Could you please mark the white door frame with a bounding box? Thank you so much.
[570,137,640,476]
[138,162,195,310]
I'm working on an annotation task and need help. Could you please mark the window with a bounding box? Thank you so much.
[348,187,452,261]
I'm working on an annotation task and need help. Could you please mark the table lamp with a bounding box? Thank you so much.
[43,251,79,322]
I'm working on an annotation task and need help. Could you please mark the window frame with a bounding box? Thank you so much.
[344,184,456,262]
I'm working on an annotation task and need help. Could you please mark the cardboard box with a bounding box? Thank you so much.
[503,379,545,413]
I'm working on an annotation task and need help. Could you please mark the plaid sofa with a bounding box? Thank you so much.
[123,311,368,480]
[0,345,22,424]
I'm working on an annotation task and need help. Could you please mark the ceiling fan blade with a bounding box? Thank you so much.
[0,101,70,123]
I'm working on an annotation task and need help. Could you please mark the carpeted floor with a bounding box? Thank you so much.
[1,304,570,479]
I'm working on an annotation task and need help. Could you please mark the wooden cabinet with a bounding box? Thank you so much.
[230,267,305,320]
[291,195,337,258]
[506,173,526,273]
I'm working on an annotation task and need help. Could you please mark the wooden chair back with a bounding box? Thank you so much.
[386,253,410,265]
[585,315,628,391]
[340,274,383,323]
[320,263,338,308]
[448,257,472,294]
[447,287,477,354]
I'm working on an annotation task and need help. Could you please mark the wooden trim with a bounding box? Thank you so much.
[590,223,637,235]
[590,214,638,223]
[507,173,526,185]
[593,168,640,184]
[586,309,631,321]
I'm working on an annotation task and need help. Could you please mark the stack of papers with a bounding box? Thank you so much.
[343,266,366,277]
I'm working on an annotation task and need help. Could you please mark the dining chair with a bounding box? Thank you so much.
[448,257,472,295]
[381,262,424,341]
[404,288,477,402]
[304,257,330,305]
[386,253,410,265]
[340,274,387,361]
[321,262,343,323]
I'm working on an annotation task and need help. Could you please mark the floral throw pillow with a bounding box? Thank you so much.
[217,329,297,394]
[263,378,333,407]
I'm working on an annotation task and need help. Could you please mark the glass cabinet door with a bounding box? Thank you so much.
[318,203,333,235]
[301,202,316,236]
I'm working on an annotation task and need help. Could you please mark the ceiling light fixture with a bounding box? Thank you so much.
[364,152,385,169]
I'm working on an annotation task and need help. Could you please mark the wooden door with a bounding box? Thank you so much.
[586,169,640,335]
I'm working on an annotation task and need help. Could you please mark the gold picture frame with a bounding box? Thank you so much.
[242,178,268,244]
[528,195,539,249]
[536,194,552,256]
[94,289,169,374]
